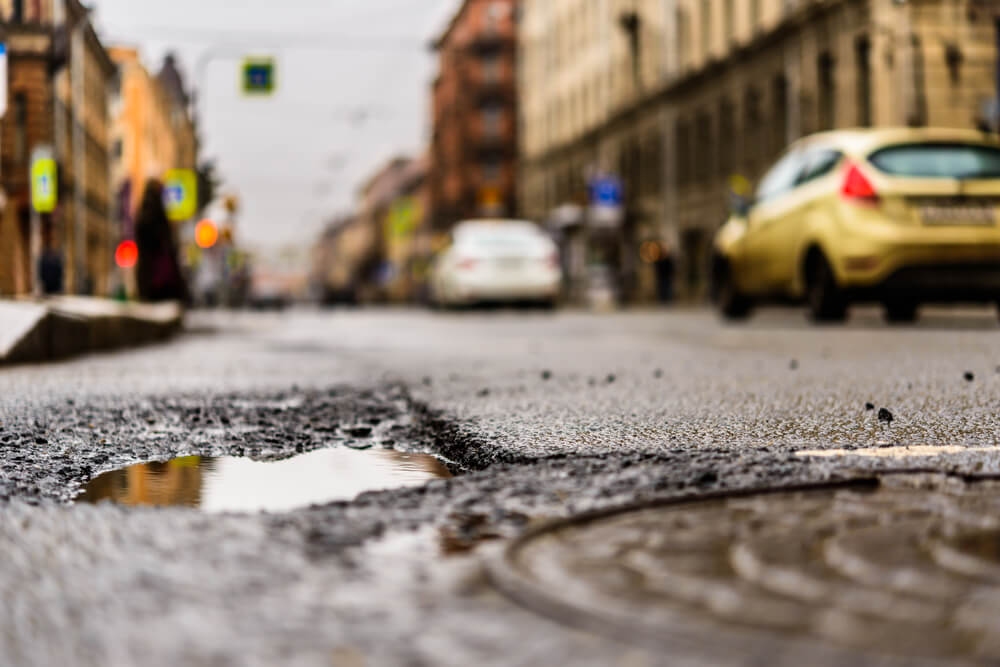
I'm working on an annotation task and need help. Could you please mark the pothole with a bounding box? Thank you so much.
[489,475,1000,665]
[76,448,451,513]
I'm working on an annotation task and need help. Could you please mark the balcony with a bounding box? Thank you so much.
[465,113,515,154]
[460,62,516,104]
[466,29,514,55]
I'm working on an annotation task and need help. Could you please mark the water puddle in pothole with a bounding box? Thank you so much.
[76,448,451,513]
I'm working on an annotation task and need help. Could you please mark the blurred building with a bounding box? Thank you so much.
[109,48,180,236]
[383,157,430,302]
[430,0,519,231]
[311,213,375,306]
[0,0,117,297]
[312,156,431,304]
[519,0,1000,303]
[156,54,197,173]
[519,0,668,304]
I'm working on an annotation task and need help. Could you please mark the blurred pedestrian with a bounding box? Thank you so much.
[135,180,189,304]
[37,224,64,296]
[654,242,676,304]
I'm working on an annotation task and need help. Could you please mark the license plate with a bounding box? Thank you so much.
[496,258,523,269]
[921,204,996,226]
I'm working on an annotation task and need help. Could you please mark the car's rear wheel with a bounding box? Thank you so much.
[714,262,753,321]
[806,254,848,323]
[883,300,919,324]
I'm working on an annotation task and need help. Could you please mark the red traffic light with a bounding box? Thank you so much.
[115,240,139,269]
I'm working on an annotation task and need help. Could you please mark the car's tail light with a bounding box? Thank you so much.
[456,258,478,271]
[841,162,879,205]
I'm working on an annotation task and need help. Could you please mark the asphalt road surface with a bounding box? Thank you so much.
[2,306,1000,666]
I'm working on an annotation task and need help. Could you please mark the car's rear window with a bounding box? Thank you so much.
[868,142,1000,179]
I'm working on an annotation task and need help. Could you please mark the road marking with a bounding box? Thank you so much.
[796,445,1000,459]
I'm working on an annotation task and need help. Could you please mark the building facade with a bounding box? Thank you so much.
[0,0,117,297]
[519,0,1000,303]
[430,0,519,231]
[110,48,183,237]
[519,0,668,303]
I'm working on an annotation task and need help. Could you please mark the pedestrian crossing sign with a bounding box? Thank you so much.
[164,168,198,222]
[31,157,57,213]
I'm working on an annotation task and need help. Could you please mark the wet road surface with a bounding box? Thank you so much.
[2,306,1000,665]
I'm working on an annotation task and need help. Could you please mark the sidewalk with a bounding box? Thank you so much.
[0,297,183,366]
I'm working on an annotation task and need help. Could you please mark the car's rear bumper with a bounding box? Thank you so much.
[831,218,1000,301]
[844,263,1000,302]
[450,277,560,304]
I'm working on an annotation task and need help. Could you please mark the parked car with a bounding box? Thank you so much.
[248,271,290,311]
[712,128,1000,323]
[430,220,562,308]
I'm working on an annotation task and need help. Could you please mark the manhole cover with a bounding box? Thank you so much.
[490,475,1000,666]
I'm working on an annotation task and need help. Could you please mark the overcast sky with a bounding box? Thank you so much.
[92,0,459,257]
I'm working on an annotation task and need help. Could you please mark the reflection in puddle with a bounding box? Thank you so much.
[797,445,1000,459]
[76,448,452,513]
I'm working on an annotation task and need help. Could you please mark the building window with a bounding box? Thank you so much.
[642,131,662,197]
[817,51,836,131]
[855,36,872,127]
[743,87,761,177]
[718,97,735,178]
[482,159,501,184]
[724,0,735,45]
[676,8,689,71]
[772,74,788,155]
[485,1,506,34]
[14,93,27,166]
[694,110,713,183]
[750,0,761,35]
[675,119,691,186]
[483,105,503,137]
[483,55,500,84]
[701,0,712,61]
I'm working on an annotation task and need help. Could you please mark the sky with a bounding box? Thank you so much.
[92,0,460,257]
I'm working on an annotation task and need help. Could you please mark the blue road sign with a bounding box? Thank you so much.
[243,58,276,96]
[589,176,623,207]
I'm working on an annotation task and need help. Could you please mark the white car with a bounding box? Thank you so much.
[431,220,562,308]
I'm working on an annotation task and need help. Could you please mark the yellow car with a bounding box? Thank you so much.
[712,128,1000,323]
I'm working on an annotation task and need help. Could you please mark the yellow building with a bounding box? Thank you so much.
[109,47,181,226]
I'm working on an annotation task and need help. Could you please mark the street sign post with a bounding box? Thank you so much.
[29,146,56,295]
[164,168,198,222]
[31,154,58,213]
[0,43,8,119]
[242,58,276,96]
[587,175,624,228]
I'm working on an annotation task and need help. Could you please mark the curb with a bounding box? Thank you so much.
[0,298,183,366]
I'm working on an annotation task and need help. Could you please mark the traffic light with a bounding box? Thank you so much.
[115,240,139,269]
[195,219,219,249]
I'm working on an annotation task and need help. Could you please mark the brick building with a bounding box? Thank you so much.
[0,0,116,297]
[430,0,519,231]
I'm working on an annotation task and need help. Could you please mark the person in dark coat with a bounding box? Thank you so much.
[37,222,64,295]
[135,179,189,304]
